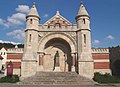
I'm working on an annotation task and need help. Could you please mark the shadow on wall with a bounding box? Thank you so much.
[109,46,120,78]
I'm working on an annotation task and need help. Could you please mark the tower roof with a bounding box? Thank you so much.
[76,2,89,17]
[26,3,40,19]
[0,55,3,59]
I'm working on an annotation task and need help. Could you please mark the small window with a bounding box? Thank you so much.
[83,18,85,24]
[30,19,33,24]
[48,25,50,28]
[29,34,31,42]
[1,52,2,55]
[56,23,60,28]
[84,34,86,44]
[4,52,5,55]
[38,35,41,42]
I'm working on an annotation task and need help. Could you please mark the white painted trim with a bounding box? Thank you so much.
[6,59,21,62]
[94,59,109,62]
[94,69,111,74]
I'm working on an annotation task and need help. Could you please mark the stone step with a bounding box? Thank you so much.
[19,72,95,85]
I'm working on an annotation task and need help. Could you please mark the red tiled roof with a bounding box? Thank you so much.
[6,62,21,69]
[0,47,7,50]
[4,48,8,51]
[7,53,23,59]
[0,55,3,59]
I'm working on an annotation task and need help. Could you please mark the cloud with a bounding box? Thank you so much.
[92,40,100,45]
[0,5,30,28]
[7,13,26,26]
[6,29,25,41]
[106,35,115,40]
[0,40,21,45]
[44,14,49,18]
[15,5,30,14]
[0,18,9,28]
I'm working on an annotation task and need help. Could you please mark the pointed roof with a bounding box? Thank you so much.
[44,11,72,25]
[76,2,89,17]
[0,55,3,59]
[26,2,40,19]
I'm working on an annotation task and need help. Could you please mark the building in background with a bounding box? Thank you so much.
[0,47,7,73]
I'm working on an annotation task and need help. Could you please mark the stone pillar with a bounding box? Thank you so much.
[38,52,44,71]
[39,53,44,65]
[71,53,76,72]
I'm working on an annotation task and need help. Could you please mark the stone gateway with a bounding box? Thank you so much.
[21,2,94,79]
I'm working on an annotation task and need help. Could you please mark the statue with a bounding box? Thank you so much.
[53,51,60,70]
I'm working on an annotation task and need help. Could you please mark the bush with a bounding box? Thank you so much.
[0,75,19,83]
[93,72,120,83]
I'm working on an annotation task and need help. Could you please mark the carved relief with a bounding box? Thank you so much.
[38,32,49,41]
[64,32,76,41]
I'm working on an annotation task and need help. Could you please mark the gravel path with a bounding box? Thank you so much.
[0,83,119,87]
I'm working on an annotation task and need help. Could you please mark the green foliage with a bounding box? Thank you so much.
[0,43,24,48]
[93,72,120,83]
[0,75,19,83]
[18,44,24,48]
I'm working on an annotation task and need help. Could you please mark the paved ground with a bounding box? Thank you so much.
[0,74,4,78]
[0,83,120,87]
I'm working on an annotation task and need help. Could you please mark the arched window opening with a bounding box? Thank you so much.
[84,34,86,44]
[29,34,32,42]
[30,19,33,24]
[48,25,50,28]
[56,23,61,28]
[83,18,85,24]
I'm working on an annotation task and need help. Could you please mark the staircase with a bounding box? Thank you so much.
[19,72,95,85]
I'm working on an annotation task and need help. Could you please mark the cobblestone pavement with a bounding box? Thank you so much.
[0,83,120,87]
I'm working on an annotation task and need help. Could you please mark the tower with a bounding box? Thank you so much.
[21,3,40,77]
[76,2,94,79]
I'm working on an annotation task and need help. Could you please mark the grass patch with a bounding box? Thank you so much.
[0,75,19,83]
[93,72,120,83]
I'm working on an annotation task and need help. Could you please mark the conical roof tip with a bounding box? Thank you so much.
[77,2,89,17]
[27,3,40,19]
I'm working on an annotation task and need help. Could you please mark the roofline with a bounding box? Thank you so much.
[26,15,40,20]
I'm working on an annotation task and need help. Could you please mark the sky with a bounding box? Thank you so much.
[0,0,120,48]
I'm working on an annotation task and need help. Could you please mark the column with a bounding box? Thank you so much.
[39,54,43,65]
[38,52,44,71]
[71,53,76,72]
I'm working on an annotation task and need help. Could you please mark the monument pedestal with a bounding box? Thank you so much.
[71,66,75,72]
[53,66,61,72]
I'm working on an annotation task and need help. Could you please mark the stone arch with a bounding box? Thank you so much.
[38,33,76,53]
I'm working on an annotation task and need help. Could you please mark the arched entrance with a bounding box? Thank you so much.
[43,38,72,72]
[38,33,77,72]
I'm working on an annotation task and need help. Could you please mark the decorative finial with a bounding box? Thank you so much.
[33,2,36,5]
[81,1,83,4]
[56,10,60,15]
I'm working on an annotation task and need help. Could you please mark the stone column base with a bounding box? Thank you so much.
[78,61,94,79]
[71,66,75,72]
[21,60,37,78]
[53,67,61,72]
[38,65,44,71]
